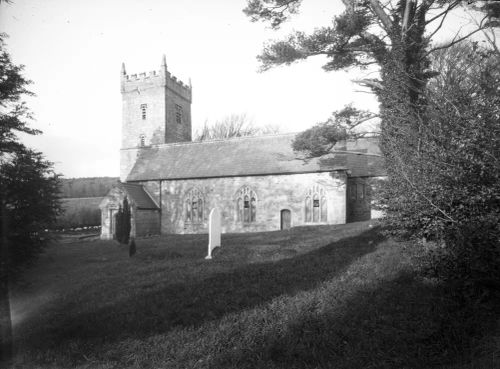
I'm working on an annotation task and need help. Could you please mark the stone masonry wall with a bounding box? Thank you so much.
[120,148,140,182]
[100,187,138,240]
[135,209,160,237]
[165,88,192,143]
[121,72,168,149]
[100,186,160,239]
[120,62,192,181]
[138,171,347,234]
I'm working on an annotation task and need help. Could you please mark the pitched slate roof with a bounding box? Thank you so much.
[126,133,385,182]
[118,183,159,209]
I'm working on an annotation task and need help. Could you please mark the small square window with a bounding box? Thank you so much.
[244,200,250,208]
[313,199,320,207]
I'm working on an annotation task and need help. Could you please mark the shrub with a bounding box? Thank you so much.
[379,43,500,298]
[115,197,131,245]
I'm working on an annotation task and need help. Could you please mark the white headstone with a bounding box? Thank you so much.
[205,208,221,260]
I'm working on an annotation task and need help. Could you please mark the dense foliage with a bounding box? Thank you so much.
[0,32,61,364]
[60,177,118,198]
[244,1,500,296]
[115,197,131,245]
[292,105,377,157]
[0,34,61,272]
[55,197,102,230]
[381,43,500,295]
[0,150,61,267]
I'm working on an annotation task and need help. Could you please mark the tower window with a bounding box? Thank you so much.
[140,104,147,120]
[175,104,183,124]
[139,134,145,147]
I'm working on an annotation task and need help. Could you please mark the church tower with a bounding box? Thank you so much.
[120,56,192,181]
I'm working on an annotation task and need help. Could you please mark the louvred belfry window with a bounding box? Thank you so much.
[175,104,183,124]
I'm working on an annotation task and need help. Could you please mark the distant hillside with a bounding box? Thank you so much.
[60,177,119,198]
[56,197,103,229]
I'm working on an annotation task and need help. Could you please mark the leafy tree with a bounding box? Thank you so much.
[0,33,61,268]
[123,197,131,244]
[244,0,497,140]
[194,113,280,141]
[292,104,378,157]
[115,197,131,244]
[60,177,119,198]
[0,33,61,364]
[381,42,500,296]
[129,238,136,257]
[244,1,500,295]
[115,205,123,242]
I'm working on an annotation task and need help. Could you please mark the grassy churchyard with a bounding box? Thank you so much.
[10,221,500,368]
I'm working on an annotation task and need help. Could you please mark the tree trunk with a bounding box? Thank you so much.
[0,196,12,367]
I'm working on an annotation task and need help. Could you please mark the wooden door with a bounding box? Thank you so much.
[280,209,291,230]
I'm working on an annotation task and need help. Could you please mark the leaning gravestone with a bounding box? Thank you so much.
[205,208,221,260]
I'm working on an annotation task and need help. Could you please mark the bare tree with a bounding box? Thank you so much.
[194,114,280,141]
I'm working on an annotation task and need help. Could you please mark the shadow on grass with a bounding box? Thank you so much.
[210,272,499,369]
[29,228,384,351]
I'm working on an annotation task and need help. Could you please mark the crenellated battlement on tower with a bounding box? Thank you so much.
[120,57,192,102]
[120,54,193,175]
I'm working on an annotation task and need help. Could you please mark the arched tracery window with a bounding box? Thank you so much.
[185,188,204,223]
[305,185,327,223]
[235,186,257,223]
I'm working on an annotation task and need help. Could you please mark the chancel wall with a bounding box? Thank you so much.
[138,171,347,234]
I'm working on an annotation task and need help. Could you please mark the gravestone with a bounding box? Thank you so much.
[205,208,221,260]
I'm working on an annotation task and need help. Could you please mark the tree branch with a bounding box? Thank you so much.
[424,0,461,25]
[422,17,487,59]
[352,78,384,90]
[466,8,500,56]
[393,155,457,223]
[349,114,380,129]
[402,0,415,37]
[368,0,394,31]
[426,4,451,41]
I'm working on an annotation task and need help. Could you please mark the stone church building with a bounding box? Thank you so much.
[100,57,385,239]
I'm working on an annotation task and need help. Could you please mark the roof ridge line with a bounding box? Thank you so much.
[119,134,380,152]
[144,132,298,149]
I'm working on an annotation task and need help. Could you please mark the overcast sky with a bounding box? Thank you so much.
[0,0,485,178]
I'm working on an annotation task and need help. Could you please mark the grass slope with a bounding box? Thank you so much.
[10,222,499,369]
